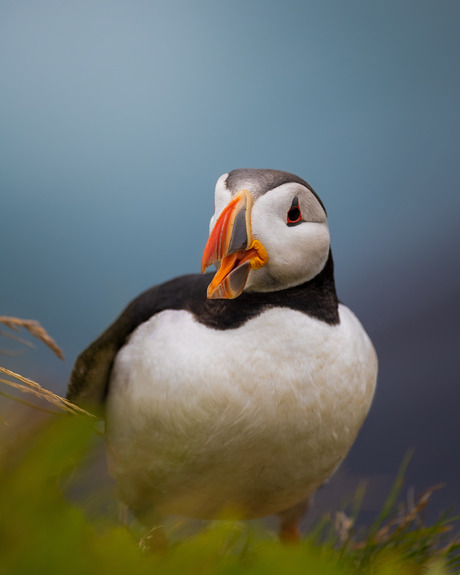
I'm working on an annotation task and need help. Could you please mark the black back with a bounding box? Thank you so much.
[67,251,338,414]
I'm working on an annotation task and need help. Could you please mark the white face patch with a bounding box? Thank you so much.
[247,183,330,291]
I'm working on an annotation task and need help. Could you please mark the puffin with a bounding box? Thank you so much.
[67,168,378,542]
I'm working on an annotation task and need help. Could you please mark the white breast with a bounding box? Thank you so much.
[106,305,377,521]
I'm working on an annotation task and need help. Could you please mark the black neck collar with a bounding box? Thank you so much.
[194,250,339,329]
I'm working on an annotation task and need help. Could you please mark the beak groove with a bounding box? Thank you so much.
[201,189,268,299]
[201,189,252,273]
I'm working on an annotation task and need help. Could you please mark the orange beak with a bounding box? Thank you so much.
[201,189,268,299]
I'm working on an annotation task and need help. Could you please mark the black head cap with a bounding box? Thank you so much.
[225,168,326,213]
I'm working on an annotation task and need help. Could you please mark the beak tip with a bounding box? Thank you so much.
[201,256,212,274]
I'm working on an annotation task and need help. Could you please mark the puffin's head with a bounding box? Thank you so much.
[201,169,330,299]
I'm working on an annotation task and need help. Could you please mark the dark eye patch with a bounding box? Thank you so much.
[287,197,302,226]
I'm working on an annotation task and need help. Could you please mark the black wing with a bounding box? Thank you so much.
[66,273,210,414]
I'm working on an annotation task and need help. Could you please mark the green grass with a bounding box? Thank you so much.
[0,411,458,575]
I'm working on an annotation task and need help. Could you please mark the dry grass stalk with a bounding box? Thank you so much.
[0,366,96,419]
[334,511,355,545]
[0,317,64,359]
[373,483,446,543]
[0,325,33,355]
[0,389,64,416]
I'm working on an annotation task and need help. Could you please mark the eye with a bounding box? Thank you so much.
[286,197,302,226]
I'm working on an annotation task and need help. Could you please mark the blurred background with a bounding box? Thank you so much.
[1,1,459,527]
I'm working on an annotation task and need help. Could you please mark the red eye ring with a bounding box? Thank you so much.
[287,197,302,225]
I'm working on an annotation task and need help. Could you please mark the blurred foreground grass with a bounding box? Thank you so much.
[0,410,458,575]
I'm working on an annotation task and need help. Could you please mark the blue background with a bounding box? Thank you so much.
[1,1,459,525]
